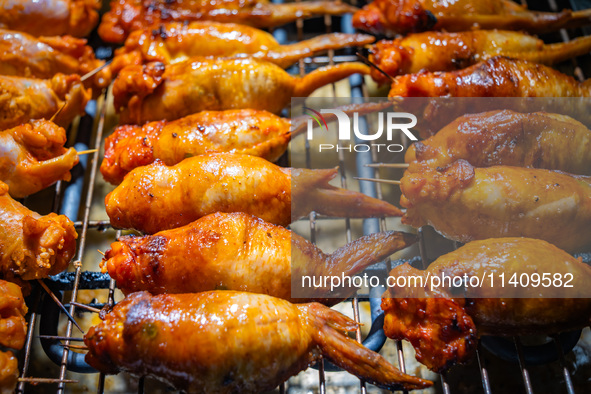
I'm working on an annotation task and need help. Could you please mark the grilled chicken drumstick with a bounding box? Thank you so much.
[101,212,416,302]
[369,31,591,84]
[0,29,110,91]
[113,58,370,123]
[0,350,18,394]
[401,160,591,252]
[353,0,591,36]
[0,120,79,198]
[0,280,27,351]
[382,238,591,372]
[406,110,591,175]
[0,74,90,130]
[105,153,402,234]
[99,0,359,43]
[111,21,374,73]
[0,0,100,37]
[0,181,77,280]
[85,291,432,392]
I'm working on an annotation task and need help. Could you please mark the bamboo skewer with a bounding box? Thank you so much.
[354,177,401,185]
[37,280,84,333]
[365,163,410,169]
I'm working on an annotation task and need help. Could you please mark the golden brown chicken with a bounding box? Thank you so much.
[111,21,374,73]
[85,291,432,392]
[0,74,90,130]
[0,0,100,37]
[353,0,591,36]
[405,110,591,175]
[113,58,370,123]
[400,160,591,252]
[99,0,359,43]
[0,29,110,91]
[0,181,77,280]
[0,350,18,394]
[382,238,591,372]
[0,120,79,198]
[369,31,591,84]
[106,153,402,234]
[101,212,416,302]
[0,280,27,350]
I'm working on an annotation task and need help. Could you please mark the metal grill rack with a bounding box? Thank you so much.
[12,0,591,393]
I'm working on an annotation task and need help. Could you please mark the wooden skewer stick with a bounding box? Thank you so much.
[61,343,89,350]
[80,59,112,82]
[97,249,105,256]
[38,335,85,342]
[37,280,84,333]
[18,378,78,384]
[356,52,394,82]
[365,163,410,169]
[354,177,401,185]
[49,101,68,123]
[69,301,101,314]
[77,149,98,156]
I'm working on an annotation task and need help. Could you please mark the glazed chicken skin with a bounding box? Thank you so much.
[0,74,90,130]
[0,350,18,394]
[353,0,591,36]
[0,0,100,37]
[111,21,374,73]
[401,160,591,252]
[85,291,432,392]
[106,153,402,234]
[382,238,591,372]
[101,212,416,302]
[369,31,591,84]
[113,58,370,123]
[0,280,27,351]
[406,110,591,175]
[99,0,358,43]
[0,120,79,198]
[0,29,110,91]
[0,181,77,280]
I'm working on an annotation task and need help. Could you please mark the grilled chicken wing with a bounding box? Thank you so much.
[400,160,591,252]
[113,58,370,123]
[105,153,402,234]
[0,120,79,198]
[369,31,591,84]
[85,291,432,392]
[406,110,591,175]
[99,0,358,43]
[0,0,100,37]
[0,29,110,91]
[0,181,77,280]
[111,21,374,73]
[0,74,90,130]
[0,350,18,394]
[382,238,591,372]
[0,280,27,350]
[353,0,591,36]
[101,212,416,302]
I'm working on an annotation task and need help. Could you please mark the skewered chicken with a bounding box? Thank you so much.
[0,74,90,130]
[0,0,100,37]
[0,280,27,350]
[113,58,370,123]
[400,160,591,252]
[0,120,79,198]
[382,238,591,372]
[101,212,416,302]
[99,0,359,43]
[85,291,432,392]
[0,181,77,280]
[353,0,591,36]
[369,31,591,84]
[0,29,110,91]
[405,110,591,175]
[105,153,402,234]
[0,350,18,394]
[111,21,374,73]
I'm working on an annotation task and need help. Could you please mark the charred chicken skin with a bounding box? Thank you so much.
[353,0,591,36]
[0,29,110,91]
[0,0,100,37]
[400,160,591,252]
[406,110,591,176]
[382,238,591,372]
[0,181,77,280]
[369,31,591,84]
[0,74,90,130]
[111,21,374,72]
[101,212,416,302]
[0,280,27,351]
[84,291,432,392]
[0,120,79,198]
[112,58,370,123]
[105,153,401,234]
[99,0,359,43]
